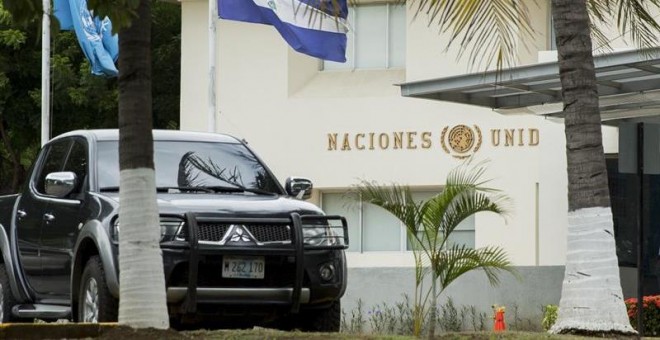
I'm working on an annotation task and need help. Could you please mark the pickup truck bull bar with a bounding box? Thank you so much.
[180,212,348,314]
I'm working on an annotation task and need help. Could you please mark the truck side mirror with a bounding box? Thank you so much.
[45,172,78,198]
[285,177,313,200]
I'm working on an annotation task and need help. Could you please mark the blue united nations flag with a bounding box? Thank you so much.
[54,0,119,77]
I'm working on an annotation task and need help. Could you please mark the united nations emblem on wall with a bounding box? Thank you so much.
[440,125,482,159]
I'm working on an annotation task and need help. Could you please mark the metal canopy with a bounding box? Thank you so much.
[400,49,660,124]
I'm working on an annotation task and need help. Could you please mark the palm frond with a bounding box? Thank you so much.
[587,0,660,52]
[445,159,498,191]
[613,0,660,49]
[353,180,422,236]
[590,22,614,54]
[442,190,509,232]
[410,0,534,71]
[587,0,610,23]
[418,159,510,251]
[434,245,517,291]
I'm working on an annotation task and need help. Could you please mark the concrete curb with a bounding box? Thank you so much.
[0,322,118,339]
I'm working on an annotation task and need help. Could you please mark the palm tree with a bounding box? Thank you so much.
[551,0,659,333]
[408,0,660,334]
[114,0,168,329]
[355,161,514,337]
[546,0,632,334]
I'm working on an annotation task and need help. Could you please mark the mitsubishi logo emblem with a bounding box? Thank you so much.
[217,224,259,246]
[230,226,251,243]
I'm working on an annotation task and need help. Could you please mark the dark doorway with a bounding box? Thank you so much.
[607,155,660,296]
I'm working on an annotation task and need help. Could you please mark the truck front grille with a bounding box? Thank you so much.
[245,224,290,243]
[179,223,291,244]
[198,223,230,242]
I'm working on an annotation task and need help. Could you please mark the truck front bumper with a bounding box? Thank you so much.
[166,287,311,304]
[160,212,348,315]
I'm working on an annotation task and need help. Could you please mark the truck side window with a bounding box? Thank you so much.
[63,140,88,194]
[35,140,72,195]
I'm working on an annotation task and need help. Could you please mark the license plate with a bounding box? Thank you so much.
[222,256,265,279]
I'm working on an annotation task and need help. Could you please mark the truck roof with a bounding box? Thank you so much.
[51,129,242,144]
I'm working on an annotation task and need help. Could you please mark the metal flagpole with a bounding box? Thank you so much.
[208,0,217,133]
[41,0,51,146]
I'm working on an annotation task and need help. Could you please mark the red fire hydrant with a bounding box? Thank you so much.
[493,305,506,331]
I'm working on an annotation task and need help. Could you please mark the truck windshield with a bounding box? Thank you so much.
[96,141,282,194]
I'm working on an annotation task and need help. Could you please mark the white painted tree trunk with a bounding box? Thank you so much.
[118,168,169,329]
[550,207,635,334]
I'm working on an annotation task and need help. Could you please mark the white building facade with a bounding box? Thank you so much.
[178,0,626,327]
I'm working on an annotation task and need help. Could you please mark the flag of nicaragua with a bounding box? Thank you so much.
[218,0,349,63]
[53,0,119,77]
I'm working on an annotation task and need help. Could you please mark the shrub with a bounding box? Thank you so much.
[438,298,463,332]
[625,295,660,335]
[341,298,364,334]
[340,297,487,335]
[541,304,558,331]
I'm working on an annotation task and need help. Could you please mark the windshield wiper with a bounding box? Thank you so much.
[156,186,215,193]
[203,185,276,196]
[99,186,215,193]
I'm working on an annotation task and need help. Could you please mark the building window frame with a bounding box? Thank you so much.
[322,2,406,71]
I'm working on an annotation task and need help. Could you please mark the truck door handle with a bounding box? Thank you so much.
[17,210,26,219]
[43,214,55,223]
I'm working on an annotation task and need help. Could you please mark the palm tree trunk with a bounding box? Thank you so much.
[549,0,633,334]
[427,277,437,338]
[117,0,169,329]
[413,253,424,336]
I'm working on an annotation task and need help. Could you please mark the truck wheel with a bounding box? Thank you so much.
[0,263,16,323]
[299,300,341,332]
[78,256,117,323]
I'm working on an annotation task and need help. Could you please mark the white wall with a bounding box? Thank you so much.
[180,0,209,132]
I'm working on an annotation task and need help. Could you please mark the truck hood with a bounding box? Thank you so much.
[101,192,324,217]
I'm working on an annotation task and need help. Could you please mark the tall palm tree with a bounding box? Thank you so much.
[408,0,660,334]
[114,0,168,329]
[355,161,514,337]
[547,0,631,334]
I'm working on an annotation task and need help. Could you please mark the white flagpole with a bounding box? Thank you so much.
[41,0,51,146]
[208,0,217,133]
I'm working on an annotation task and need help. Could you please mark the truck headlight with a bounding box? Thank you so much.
[159,218,185,242]
[111,217,184,243]
[302,224,339,247]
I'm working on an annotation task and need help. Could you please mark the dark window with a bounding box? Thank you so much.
[607,156,638,267]
[36,140,72,195]
[63,140,88,194]
[608,154,660,296]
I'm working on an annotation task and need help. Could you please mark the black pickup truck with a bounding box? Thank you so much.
[0,129,348,331]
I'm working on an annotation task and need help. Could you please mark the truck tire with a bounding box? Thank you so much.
[0,263,16,323]
[299,300,341,332]
[78,256,117,323]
